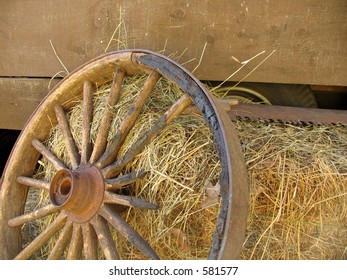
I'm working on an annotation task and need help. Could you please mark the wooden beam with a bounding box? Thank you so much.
[0,78,60,130]
[0,0,346,86]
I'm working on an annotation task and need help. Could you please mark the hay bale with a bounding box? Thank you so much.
[28,73,346,260]
[235,121,347,260]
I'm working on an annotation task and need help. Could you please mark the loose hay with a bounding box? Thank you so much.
[28,74,347,260]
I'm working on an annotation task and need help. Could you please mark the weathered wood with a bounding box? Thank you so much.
[47,220,73,260]
[89,68,126,163]
[1,0,345,131]
[104,191,159,210]
[8,204,59,227]
[14,213,67,260]
[16,176,50,191]
[91,215,120,260]
[81,81,94,164]
[82,223,98,260]
[105,170,147,191]
[32,139,67,170]
[0,0,346,86]
[0,78,60,130]
[102,94,192,178]
[97,70,161,168]
[67,224,83,259]
[54,105,80,169]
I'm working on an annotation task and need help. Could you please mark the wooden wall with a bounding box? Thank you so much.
[0,0,346,129]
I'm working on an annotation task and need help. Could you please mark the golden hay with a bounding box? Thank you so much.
[236,121,347,260]
[27,73,346,260]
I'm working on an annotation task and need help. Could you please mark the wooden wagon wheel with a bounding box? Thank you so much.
[0,50,248,260]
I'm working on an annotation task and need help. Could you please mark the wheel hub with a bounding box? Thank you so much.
[50,164,104,223]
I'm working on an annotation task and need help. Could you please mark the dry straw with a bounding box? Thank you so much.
[28,73,347,260]
[235,120,347,260]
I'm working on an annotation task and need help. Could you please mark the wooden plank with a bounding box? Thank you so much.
[0,78,60,130]
[0,0,346,86]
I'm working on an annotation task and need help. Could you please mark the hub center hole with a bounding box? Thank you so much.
[59,178,72,196]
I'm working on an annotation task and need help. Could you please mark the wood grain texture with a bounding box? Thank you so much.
[0,78,60,129]
[0,0,345,86]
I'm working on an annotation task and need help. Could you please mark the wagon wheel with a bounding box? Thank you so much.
[0,50,248,260]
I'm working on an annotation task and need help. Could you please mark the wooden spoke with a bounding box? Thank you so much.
[67,224,83,260]
[91,215,120,260]
[54,105,80,169]
[97,70,161,168]
[82,223,98,260]
[164,93,193,123]
[89,68,126,163]
[47,220,73,260]
[14,213,67,260]
[105,170,147,191]
[81,81,94,164]
[16,176,50,191]
[182,105,200,115]
[104,191,159,210]
[8,204,59,227]
[32,138,67,170]
[98,205,159,260]
[102,94,192,178]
